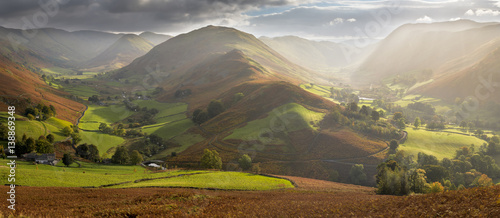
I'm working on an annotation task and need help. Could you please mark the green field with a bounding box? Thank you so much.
[132,100,187,122]
[0,113,72,141]
[114,171,294,190]
[42,67,98,79]
[400,128,487,160]
[79,104,134,130]
[151,133,206,159]
[142,118,194,140]
[0,159,293,190]
[0,159,203,187]
[393,95,441,107]
[79,131,125,156]
[63,84,100,98]
[225,103,325,141]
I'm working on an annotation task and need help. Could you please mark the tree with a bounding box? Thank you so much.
[99,123,108,132]
[428,182,444,193]
[414,117,421,129]
[393,112,403,121]
[200,149,222,169]
[349,164,367,185]
[348,102,358,112]
[27,114,35,121]
[35,140,54,153]
[46,134,55,143]
[62,126,73,136]
[112,146,130,164]
[397,118,406,130]
[238,154,252,171]
[62,153,74,167]
[389,139,399,151]
[71,133,81,145]
[193,110,209,124]
[130,150,144,165]
[233,92,244,103]
[207,100,225,118]
[371,110,380,121]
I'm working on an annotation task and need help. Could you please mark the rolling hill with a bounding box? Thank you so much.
[139,31,173,45]
[0,26,122,67]
[415,45,500,103]
[0,54,85,123]
[354,20,500,86]
[112,26,325,92]
[83,34,154,71]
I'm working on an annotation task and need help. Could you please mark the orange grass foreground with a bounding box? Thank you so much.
[1,176,499,217]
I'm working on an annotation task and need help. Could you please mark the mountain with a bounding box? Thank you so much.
[354,20,500,86]
[0,54,84,123]
[0,26,122,67]
[139,32,172,45]
[414,45,500,103]
[260,36,372,71]
[113,25,326,106]
[83,34,154,71]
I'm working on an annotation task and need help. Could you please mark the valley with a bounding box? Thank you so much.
[1,14,500,216]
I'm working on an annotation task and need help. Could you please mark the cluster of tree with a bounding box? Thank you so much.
[192,100,225,124]
[111,146,143,165]
[128,134,171,157]
[123,105,159,126]
[376,145,499,196]
[174,89,192,98]
[14,134,55,156]
[98,123,134,137]
[88,95,101,104]
[75,143,100,162]
[331,88,359,104]
[327,103,399,140]
[200,149,222,169]
[349,164,367,185]
[407,102,435,115]
[426,121,445,130]
[24,103,56,121]
[391,70,433,87]
[61,125,82,145]
[483,136,500,155]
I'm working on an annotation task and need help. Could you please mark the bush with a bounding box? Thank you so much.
[238,154,252,171]
[428,182,444,193]
[200,149,222,169]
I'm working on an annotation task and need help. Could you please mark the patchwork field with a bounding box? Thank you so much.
[78,104,134,130]
[400,128,487,159]
[79,130,125,156]
[0,113,72,141]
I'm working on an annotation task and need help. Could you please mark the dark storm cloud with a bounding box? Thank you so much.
[0,0,499,39]
[0,0,299,33]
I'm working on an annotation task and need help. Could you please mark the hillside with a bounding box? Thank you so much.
[354,20,500,86]
[139,31,173,45]
[0,26,121,67]
[83,34,154,71]
[112,26,324,88]
[169,80,387,182]
[415,45,500,103]
[260,36,372,71]
[0,54,85,123]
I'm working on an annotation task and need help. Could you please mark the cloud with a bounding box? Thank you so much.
[464,9,475,16]
[347,18,356,22]
[475,9,500,16]
[415,15,433,23]
[329,18,344,25]
[449,17,462,21]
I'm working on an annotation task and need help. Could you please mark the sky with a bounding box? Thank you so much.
[1,0,500,41]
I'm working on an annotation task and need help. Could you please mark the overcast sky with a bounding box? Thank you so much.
[1,0,500,41]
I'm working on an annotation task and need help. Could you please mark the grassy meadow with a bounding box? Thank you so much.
[399,128,487,160]
[0,159,292,190]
